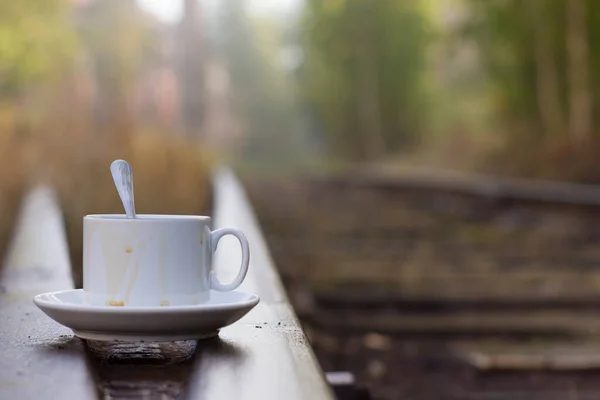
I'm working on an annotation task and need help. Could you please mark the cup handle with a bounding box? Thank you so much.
[209,228,250,291]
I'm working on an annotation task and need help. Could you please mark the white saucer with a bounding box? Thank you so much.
[33,289,260,342]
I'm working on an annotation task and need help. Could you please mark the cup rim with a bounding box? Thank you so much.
[85,214,211,222]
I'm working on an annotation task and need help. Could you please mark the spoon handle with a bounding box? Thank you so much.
[110,160,136,219]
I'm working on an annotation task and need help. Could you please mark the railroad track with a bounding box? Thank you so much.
[247,168,600,400]
[248,168,600,338]
[248,167,600,301]
[339,165,600,207]
[307,295,600,338]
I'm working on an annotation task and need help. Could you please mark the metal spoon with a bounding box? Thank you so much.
[110,159,136,219]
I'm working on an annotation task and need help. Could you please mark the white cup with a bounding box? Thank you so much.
[83,214,250,307]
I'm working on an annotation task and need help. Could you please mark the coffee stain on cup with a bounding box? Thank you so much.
[123,247,143,304]
[99,224,138,302]
[201,225,211,281]
[112,240,146,306]
[125,247,133,253]
[107,300,125,307]
[160,300,170,306]
[159,232,167,306]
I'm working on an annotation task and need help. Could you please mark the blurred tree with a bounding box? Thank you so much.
[452,0,540,140]
[566,0,592,147]
[177,0,206,138]
[300,0,431,162]
[78,0,158,132]
[0,0,78,100]
[525,0,565,139]
[459,0,598,173]
[210,0,310,170]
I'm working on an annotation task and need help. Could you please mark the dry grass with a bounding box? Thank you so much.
[0,111,214,286]
[0,141,30,265]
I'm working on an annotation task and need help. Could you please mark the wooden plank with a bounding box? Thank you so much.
[211,167,290,303]
[314,290,600,311]
[1,171,334,400]
[68,168,334,399]
[340,165,600,206]
[0,186,96,400]
[187,167,335,399]
[457,344,600,371]
[464,351,600,371]
[310,309,600,336]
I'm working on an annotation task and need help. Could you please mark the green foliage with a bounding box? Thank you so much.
[425,0,600,180]
[458,0,570,132]
[77,0,159,129]
[212,0,310,167]
[78,0,158,95]
[0,0,78,99]
[588,2,600,111]
[461,0,535,120]
[300,0,431,161]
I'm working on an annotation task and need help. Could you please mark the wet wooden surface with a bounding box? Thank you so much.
[0,170,333,400]
[208,167,333,399]
[0,187,96,400]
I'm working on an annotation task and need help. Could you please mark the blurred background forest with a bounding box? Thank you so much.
[6,1,600,398]
[4,0,600,187]
[3,0,600,277]
[2,0,600,270]
[5,0,600,183]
